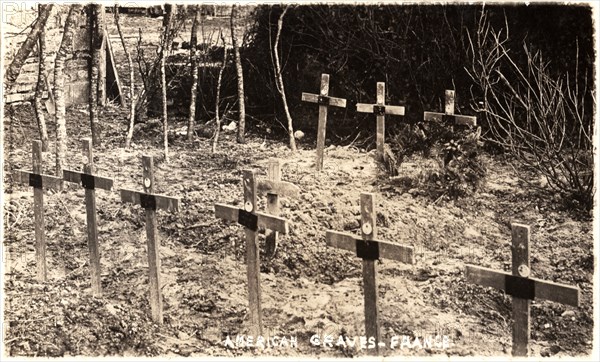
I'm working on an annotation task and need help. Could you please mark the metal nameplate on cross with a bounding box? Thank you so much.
[256,159,300,258]
[325,193,414,355]
[423,90,477,126]
[214,169,290,338]
[119,156,180,324]
[13,140,63,281]
[465,223,580,356]
[301,73,347,171]
[63,138,114,295]
[356,82,405,160]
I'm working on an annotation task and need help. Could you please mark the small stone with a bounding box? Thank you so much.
[178,331,190,340]
[561,310,575,318]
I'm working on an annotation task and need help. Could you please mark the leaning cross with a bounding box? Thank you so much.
[13,140,63,281]
[356,82,405,160]
[301,73,347,171]
[120,156,180,324]
[326,193,415,355]
[256,159,300,258]
[63,138,114,295]
[423,90,477,126]
[215,169,290,337]
[465,223,580,356]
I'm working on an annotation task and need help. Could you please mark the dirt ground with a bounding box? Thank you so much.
[2,11,596,359]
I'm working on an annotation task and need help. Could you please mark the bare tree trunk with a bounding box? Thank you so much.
[272,7,297,152]
[33,5,50,152]
[187,6,201,141]
[212,32,228,153]
[54,5,81,175]
[114,5,136,148]
[230,4,246,144]
[160,4,175,163]
[89,4,102,146]
[5,4,54,91]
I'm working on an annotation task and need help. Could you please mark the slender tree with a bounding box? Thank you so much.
[187,5,201,141]
[230,4,246,143]
[272,6,296,152]
[160,4,176,162]
[212,31,229,153]
[114,5,136,148]
[5,4,54,91]
[89,4,103,146]
[54,5,82,174]
[33,4,50,151]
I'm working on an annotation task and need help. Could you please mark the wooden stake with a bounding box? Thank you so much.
[214,170,290,337]
[256,159,300,258]
[64,138,113,294]
[265,160,281,257]
[301,74,347,171]
[326,193,414,356]
[356,83,405,160]
[465,223,580,356]
[360,193,380,355]
[14,140,62,281]
[119,156,180,324]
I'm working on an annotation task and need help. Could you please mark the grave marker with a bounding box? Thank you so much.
[256,159,300,258]
[465,223,580,356]
[356,82,405,160]
[63,138,114,295]
[326,193,414,355]
[301,73,347,171]
[13,140,63,281]
[424,90,477,126]
[119,156,180,324]
[215,169,290,337]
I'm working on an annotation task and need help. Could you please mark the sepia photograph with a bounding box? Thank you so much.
[1,0,597,359]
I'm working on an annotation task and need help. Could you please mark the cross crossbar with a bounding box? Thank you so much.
[256,179,300,198]
[301,92,347,108]
[214,203,289,234]
[63,169,114,190]
[356,103,405,116]
[326,230,415,264]
[120,189,180,213]
[465,265,579,306]
[14,170,63,191]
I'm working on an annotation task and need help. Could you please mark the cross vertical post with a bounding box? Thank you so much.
[243,169,262,337]
[360,193,380,355]
[119,156,180,324]
[511,224,530,356]
[32,140,46,281]
[143,156,162,324]
[83,139,100,294]
[14,141,63,281]
[301,73,347,171]
[215,171,290,337]
[63,139,114,295]
[326,193,415,356]
[265,159,281,257]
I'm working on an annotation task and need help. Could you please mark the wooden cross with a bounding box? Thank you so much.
[119,156,180,324]
[356,82,405,160]
[423,90,477,126]
[256,159,299,258]
[13,140,63,281]
[63,138,114,295]
[214,169,290,337]
[325,193,414,355]
[465,223,580,356]
[301,73,347,171]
